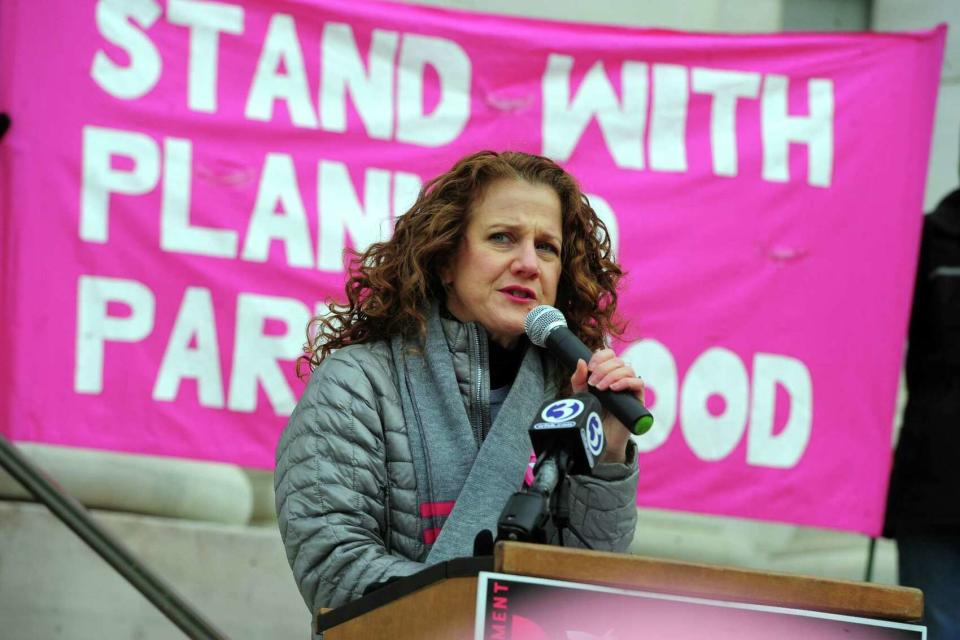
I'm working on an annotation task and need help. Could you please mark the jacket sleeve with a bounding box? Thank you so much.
[274,349,425,612]
[563,440,639,552]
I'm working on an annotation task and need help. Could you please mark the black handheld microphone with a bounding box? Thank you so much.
[525,305,654,436]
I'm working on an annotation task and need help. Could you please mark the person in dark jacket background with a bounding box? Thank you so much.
[885,187,960,640]
[275,151,642,612]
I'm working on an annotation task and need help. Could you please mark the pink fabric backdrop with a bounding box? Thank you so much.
[0,0,944,534]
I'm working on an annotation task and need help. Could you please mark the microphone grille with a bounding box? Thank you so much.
[524,305,567,347]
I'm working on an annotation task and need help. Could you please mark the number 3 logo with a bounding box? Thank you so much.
[541,399,585,423]
[586,412,604,456]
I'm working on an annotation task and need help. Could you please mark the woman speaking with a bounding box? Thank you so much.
[275,151,643,612]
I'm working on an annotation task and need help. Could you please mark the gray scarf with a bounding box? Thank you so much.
[390,302,553,563]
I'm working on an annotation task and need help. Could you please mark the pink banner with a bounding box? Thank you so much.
[0,0,944,535]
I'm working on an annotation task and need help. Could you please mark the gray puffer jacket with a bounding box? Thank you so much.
[275,309,639,613]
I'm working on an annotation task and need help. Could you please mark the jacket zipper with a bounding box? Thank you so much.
[469,323,490,447]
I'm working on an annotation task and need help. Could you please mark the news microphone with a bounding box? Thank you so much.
[529,392,606,476]
[525,305,654,436]
[496,393,605,543]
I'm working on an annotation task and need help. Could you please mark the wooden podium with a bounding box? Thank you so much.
[315,542,922,639]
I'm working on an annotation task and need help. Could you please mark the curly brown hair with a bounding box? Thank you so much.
[298,150,623,376]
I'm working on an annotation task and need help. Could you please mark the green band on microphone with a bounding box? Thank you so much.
[633,415,654,435]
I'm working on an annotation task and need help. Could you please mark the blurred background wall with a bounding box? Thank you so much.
[1,1,957,638]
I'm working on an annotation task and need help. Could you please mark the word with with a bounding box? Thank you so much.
[544,55,834,187]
